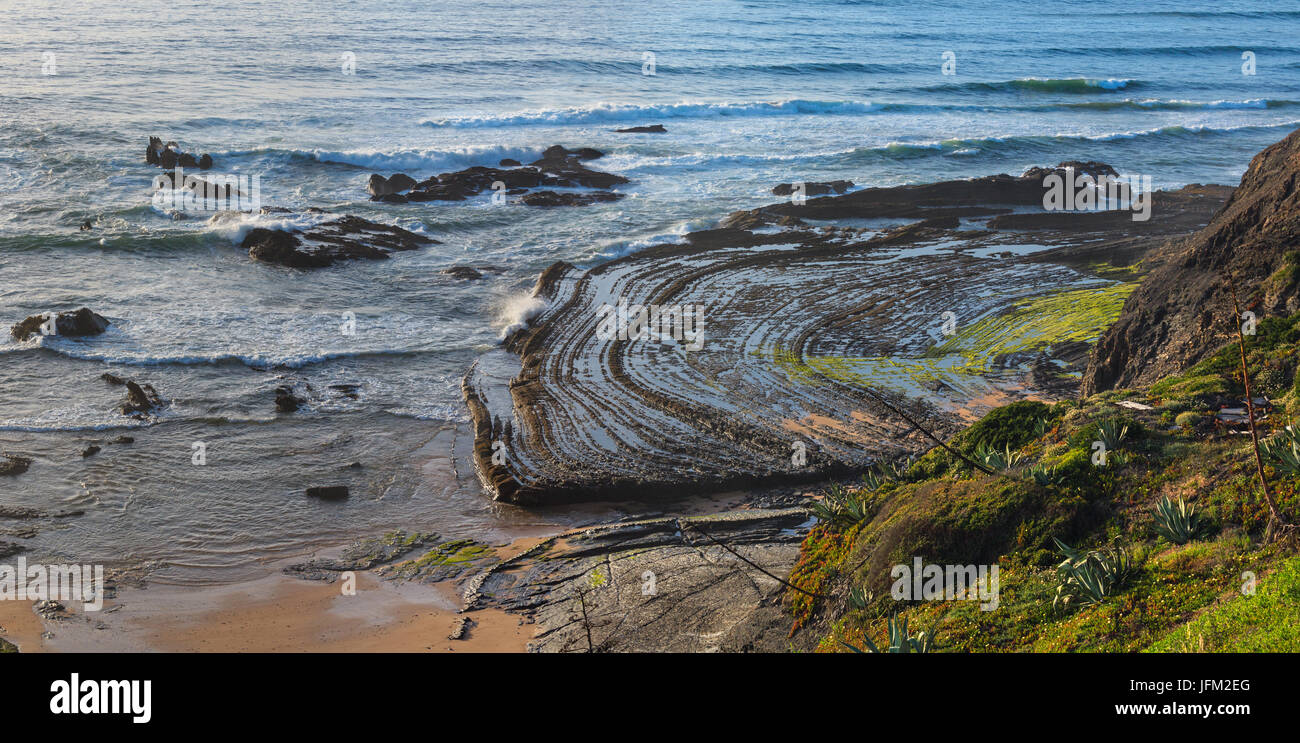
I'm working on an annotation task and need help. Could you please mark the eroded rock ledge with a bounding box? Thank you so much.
[465,163,1231,504]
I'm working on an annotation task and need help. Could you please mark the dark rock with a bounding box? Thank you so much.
[0,454,32,477]
[387,173,416,192]
[614,124,667,133]
[11,308,110,342]
[367,173,417,198]
[100,373,126,386]
[306,486,349,500]
[80,219,93,231]
[146,136,210,170]
[1022,160,1119,181]
[243,215,436,268]
[443,266,484,280]
[81,445,101,458]
[275,386,304,413]
[499,158,522,167]
[772,180,854,196]
[519,190,624,207]
[112,435,135,445]
[120,380,163,417]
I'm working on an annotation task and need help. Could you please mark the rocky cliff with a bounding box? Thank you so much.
[1083,127,1300,393]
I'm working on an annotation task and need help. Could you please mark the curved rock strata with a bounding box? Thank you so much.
[466,165,1231,504]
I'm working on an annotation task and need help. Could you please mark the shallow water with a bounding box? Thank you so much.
[1,0,1296,582]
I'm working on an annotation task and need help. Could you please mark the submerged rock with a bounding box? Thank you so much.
[442,266,484,280]
[11,308,110,342]
[519,190,624,207]
[306,486,349,500]
[0,454,32,477]
[614,124,667,133]
[275,386,304,413]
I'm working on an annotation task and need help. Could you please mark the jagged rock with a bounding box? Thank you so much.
[614,124,667,133]
[1083,127,1300,392]
[243,215,436,268]
[117,380,163,417]
[145,136,211,170]
[79,219,93,231]
[0,454,32,477]
[81,445,101,458]
[11,308,109,341]
[772,180,853,196]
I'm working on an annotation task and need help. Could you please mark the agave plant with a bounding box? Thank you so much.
[1260,426,1300,477]
[1152,496,1212,544]
[1096,417,1131,452]
[975,442,1025,471]
[839,613,936,653]
[846,585,874,611]
[810,482,875,527]
[1029,463,1058,487]
[1051,537,1139,612]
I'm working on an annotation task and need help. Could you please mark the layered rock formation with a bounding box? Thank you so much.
[1083,127,1300,393]
[466,166,1230,503]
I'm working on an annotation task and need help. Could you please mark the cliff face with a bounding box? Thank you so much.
[1082,128,1300,394]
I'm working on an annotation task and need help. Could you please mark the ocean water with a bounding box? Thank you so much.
[1,0,1298,582]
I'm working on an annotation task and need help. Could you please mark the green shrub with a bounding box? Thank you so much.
[1174,411,1202,429]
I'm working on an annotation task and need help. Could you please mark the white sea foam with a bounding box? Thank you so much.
[421,99,884,128]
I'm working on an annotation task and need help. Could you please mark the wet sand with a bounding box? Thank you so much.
[0,568,532,653]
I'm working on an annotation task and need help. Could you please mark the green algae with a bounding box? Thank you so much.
[762,283,1135,394]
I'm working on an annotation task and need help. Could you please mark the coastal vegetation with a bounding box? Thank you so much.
[789,311,1300,652]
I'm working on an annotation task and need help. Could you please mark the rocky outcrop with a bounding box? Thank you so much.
[1082,128,1300,393]
[367,145,628,204]
[242,214,436,268]
[519,190,623,207]
[11,308,109,341]
[145,136,212,170]
[614,124,667,133]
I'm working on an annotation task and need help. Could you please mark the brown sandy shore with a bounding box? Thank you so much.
[0,558,533,653]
